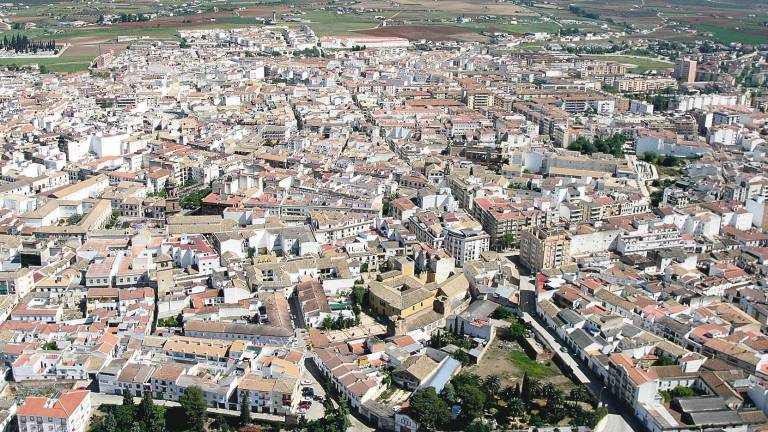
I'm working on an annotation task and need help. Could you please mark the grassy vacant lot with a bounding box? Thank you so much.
[474,338,573,391]
[508,350,561,379]
[582,55,674,73]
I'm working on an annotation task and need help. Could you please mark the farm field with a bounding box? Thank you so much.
[3,0,767,75]
[0,55,95,72]
[360,24,488,42]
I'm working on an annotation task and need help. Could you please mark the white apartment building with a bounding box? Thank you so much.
[442,227,490,268]
[238,374,299,415]
[617,221,695,256]
[17,390,91,432]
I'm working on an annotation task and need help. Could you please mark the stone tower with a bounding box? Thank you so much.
[164,178,181,218]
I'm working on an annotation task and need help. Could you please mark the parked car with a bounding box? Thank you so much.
[301,379,311,386]
[299,401,312,410]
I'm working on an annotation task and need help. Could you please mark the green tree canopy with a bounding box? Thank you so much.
[179,386,207,432]
[408,388,450,432]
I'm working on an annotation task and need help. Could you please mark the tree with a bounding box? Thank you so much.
[501,318,527,342]
[451,372,480,391]
[114,389,136,431]
[491,306,513,320]
[157,316,178,328]
[90,412,117,432]
[408,388,449,431]
[541,383,559,402]
[214,414,230,432]
[569,385,593,404]
[507,397,526,419]
[521,372,530,403]
[122,388,134,402]
[465,421,491,432]
[500,385,518,401]
[352,285,366,307]
[654,355,676,366]
[481,374,501,402]
[453,349,470,365]
[321,315,334,330]
[440,382,457,404]
[498,232,515,250]
[138,392,165,432]
[137,391,154,424]
[239,397,251,426]
[671,385,695,398]
[334,394,352,431]
[42,341,59,350]
[459,385,485,422]
[179,386,208,432]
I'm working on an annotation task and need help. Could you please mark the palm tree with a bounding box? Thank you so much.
[507,397,526,419]
[500,385,518,401]
[541,383,564,410]
[527,378,542,401]
[482,375,502,401]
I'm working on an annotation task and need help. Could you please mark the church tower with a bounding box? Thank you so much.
[165,178,181,218]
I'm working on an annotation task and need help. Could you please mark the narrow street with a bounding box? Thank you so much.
[522,310,641,432]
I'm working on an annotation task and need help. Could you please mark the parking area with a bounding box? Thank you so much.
[299,359,326,421]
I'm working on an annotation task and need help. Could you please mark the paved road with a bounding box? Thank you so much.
[521,311,640,432]
[521,312,591,385]
[298,357,326,421]
[302,357,374,432]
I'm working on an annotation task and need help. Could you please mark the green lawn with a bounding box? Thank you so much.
[508,350,560,379]
[582,55,674,73]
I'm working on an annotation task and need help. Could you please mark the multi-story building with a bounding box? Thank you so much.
[674,58,697,83]
[520,227,572,272]
[616,220,695,256]
[474,197,546,250]
[0,268,34,297]
[442,226,490,267]
[614,77,677,93]
[17,390,91,432]
[238,375,299,415]
[309,211,375,244]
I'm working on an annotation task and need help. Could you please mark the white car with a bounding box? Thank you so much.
[301,379,311,386]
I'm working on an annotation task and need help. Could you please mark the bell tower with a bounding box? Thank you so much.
[165,178,181,218]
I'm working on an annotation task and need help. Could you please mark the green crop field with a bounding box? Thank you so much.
[0,55,95,72]
[694,24,768,45]
[299,10,378,35]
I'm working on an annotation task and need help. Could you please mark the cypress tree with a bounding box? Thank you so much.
[521,372,530,404]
